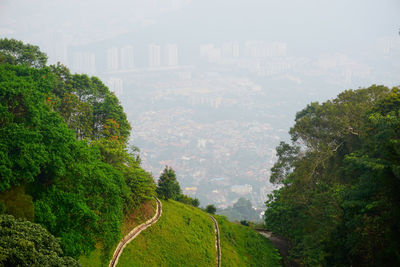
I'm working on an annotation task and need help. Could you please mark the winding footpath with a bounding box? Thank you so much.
[257,230,298,267]
[210,216,221,267]
[109,197,162,267]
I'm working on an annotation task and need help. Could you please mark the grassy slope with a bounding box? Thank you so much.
[79,199,156,267]
[215,215,281,267]
[117,200,281,267]
[117,200,216,267]
[81,199,281,267]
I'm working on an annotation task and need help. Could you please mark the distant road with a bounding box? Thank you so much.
[210,216,221,267]
[109,197,162,267]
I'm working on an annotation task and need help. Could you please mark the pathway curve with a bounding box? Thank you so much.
[210,216,221,267]
[256,230,298,267]
[109,197,162,267]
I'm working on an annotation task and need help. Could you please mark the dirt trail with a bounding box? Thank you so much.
[109,197,162,267]
[257,230,299,267]
[210,216,221,267]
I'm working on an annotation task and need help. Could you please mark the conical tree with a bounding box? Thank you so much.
[156,166,181,200]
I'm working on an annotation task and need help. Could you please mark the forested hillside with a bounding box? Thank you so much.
[0,39,155,265]
[265,85,400,266]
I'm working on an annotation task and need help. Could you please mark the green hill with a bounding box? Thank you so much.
[215,215,281,267]
[116,200,281,267]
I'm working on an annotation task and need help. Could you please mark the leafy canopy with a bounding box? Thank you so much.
[0,39,156,261]
[265,85,400,266]
[0,215,80,267]
[0,38,47,68]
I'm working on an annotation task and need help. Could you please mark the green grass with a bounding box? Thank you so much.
[117,200,216,267]
[79,199,156,267]
[215,215,281,267]
[81,200,281,267]
[79,245,105,267]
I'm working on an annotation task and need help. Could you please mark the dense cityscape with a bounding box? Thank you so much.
[65,37,399,211]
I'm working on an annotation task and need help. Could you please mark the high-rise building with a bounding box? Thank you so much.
[200,44,221,63]
[107,47,119,71]
[200,44,214,58]
[221,42,240,59]
[47,32,68,65]
[149,44,161,67]
[72,52,96,75]
[120,45,134,70]
[245,41,287,58]
[222,42,233,58]
[165,44,178,66]
[107,78,123,97]
[232,42,240,58]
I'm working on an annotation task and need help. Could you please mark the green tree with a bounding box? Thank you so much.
[264,85,394,266]
[57,92,93,140]
[0,40,156,261]
[156,166,181,200]
[48,65,131,142]
[219,198,259,222]
[93,92,131,141]
[32,142,126,257]
[0,215,79,267]
[270,142,300,184]
[205,204,217,214]
[192,198,200,207]
[0,63,126,258]
[0,64,55,190]
[120,155,156,211]
[0,186,34,221]
[176,194,200,207]
[337,88,400,266]
[0,38,47,68]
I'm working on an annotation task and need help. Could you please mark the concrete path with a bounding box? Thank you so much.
[210,216,221,267]
[109,197,162,267]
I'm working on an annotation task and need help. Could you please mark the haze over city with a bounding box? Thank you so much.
[1,0,399,211]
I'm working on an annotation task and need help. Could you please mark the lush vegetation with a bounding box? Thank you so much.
[265,85,400,266]
[156,166,200,207]
[0,38,155,262]
[205,204,217,214]
[176,193,200,207]
[215,215,281,267]
[156,166,181,200]
[218,197,260,222]
[0,214,79,266]
[79,199,157,267]
[117,200,216,267]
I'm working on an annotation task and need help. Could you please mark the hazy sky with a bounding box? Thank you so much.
[1,0,399,53]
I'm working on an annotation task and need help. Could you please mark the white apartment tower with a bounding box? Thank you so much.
[149,44,161,67]
[165,44,179,66]
[222,42,233,58]
[72,52,96,75]
[245,41,287,58]
[222,42,240,59]
[232,42,240,58]
[107,47,119,71]
[120,46,134,70]
[107,78,123,97]
[48,32,68,65]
